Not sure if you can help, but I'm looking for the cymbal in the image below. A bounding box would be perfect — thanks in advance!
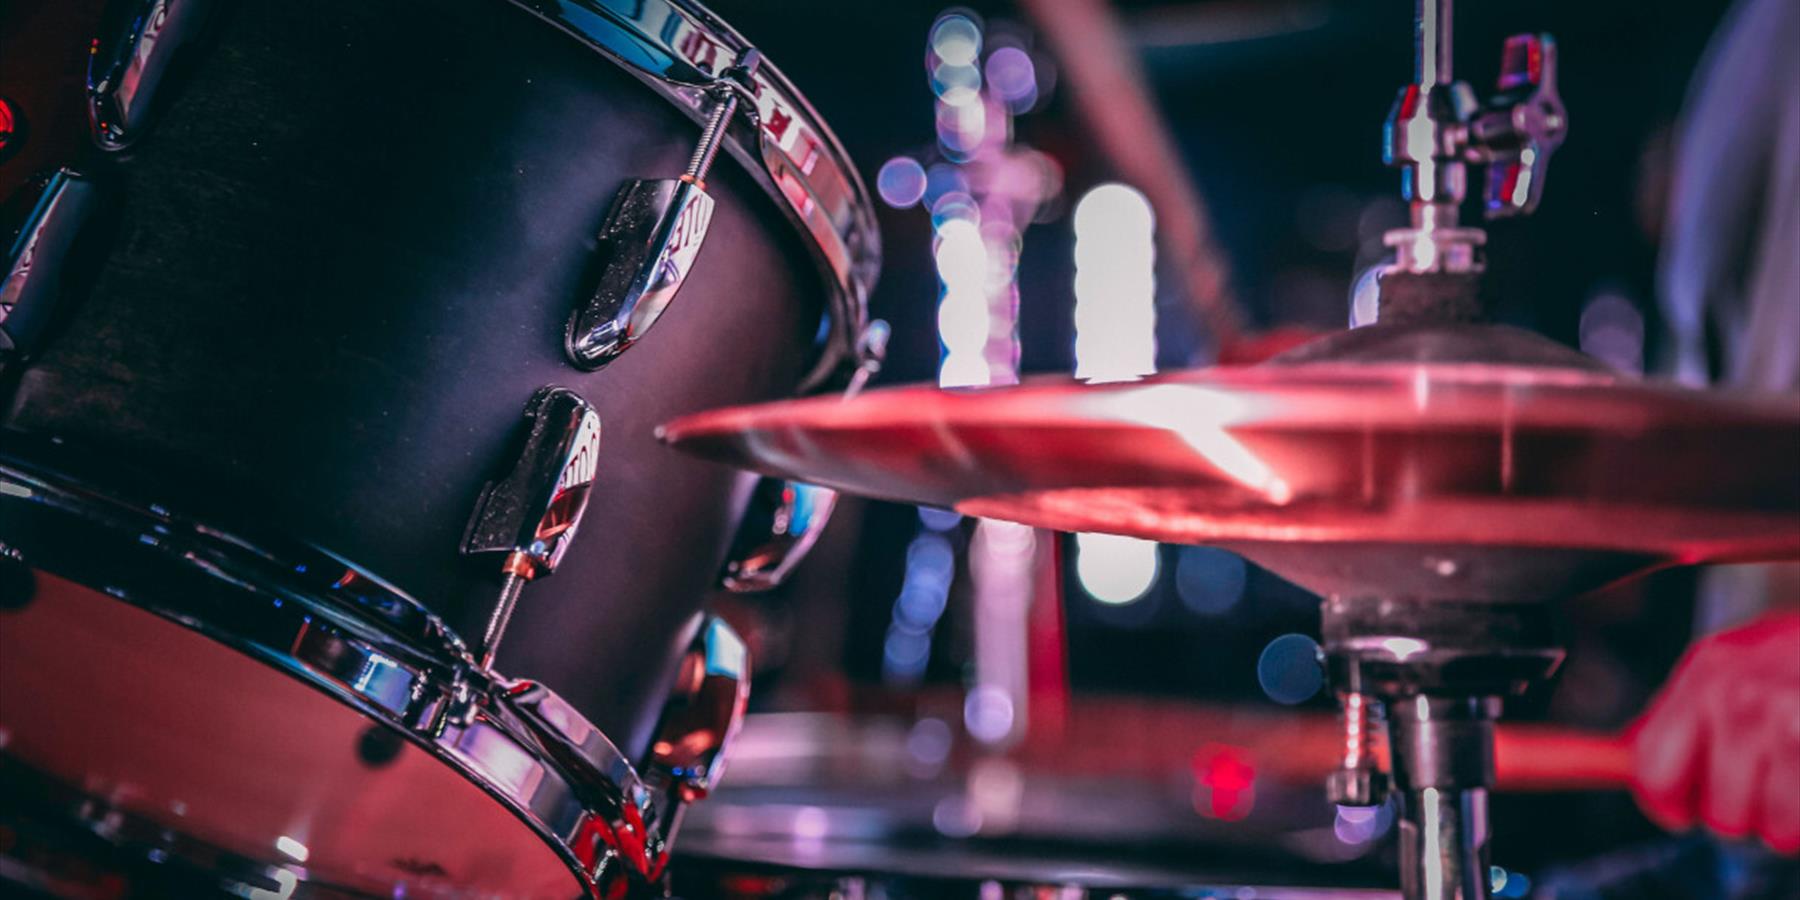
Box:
[661,360,1800,597]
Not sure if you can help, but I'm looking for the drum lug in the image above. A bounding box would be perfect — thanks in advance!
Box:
[564,177,715,369]
[88,0,211,150]
[461,387,603,670]
[3,169,100,368]
[564,49,762,371]
[642,615,750,847]
[718,320,887,593]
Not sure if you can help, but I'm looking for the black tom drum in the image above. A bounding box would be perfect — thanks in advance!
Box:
[0,0,877,757]
[0,0,877,894]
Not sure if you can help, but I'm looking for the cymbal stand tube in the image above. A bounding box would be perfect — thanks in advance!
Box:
[1416,0,1453,87]
[1390,695,1498,900]
[1320,597,1564,900]
[1384,0,1482,276]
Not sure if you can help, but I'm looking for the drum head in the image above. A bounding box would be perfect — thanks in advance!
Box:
[0,572,584,898]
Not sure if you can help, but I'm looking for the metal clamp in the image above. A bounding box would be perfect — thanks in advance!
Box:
[1380,0,1566,277]
[3,170,100,367]
[461,387,603,670]
[1321,595,1566,900]
[1468,34,1565,218]
[640,614,750,855]
[564,49,763,371]
[88,0,211,150]
[718,320,888,593]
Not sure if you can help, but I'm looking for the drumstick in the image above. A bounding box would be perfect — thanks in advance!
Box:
[1494,724,1635,792]
[1014,694,1638,793]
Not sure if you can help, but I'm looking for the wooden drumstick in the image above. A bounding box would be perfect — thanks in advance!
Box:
[1494,724,1635,792]
[1016,694,1639,793]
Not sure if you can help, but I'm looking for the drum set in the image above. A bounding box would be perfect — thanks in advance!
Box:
[0,0,1794,898]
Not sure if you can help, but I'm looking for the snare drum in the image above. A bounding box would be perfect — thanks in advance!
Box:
[0,0,877,894]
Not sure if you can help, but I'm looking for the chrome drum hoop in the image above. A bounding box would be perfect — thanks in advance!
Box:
[510,0,881,390]
[0,453,675,895]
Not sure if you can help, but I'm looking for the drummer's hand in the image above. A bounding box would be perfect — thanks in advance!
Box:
[1628,611,1800,854]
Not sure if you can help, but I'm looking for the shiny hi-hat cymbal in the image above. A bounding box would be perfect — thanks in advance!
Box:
[660,329,1800,600]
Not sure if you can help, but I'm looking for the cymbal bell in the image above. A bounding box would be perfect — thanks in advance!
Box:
[661,333,1800,600]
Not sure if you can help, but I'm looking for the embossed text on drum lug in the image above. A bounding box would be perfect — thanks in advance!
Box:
[564,49,762,370]
[461,387,603,671]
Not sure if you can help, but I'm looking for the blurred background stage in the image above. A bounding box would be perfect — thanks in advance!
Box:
[659,0,1759,892]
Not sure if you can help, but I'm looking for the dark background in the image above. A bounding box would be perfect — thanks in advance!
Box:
[713,0,1733,379]
[704,0,1729,717]
[700,0,1744,876]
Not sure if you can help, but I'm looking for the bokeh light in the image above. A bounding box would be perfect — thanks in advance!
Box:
[1074,532,1159,605]
[935,98,989,157]
[924,163,968,206]
[963,683,1016,743]
[984,46,1037,107]
[1579,289,1646,374]
[928,13,982,67]
[1174,545,1247,615]
[1074,182,1155,235]
[1073,183,1157,382]
[1257,633,1324,705]
[930,60,983,107]
[1350,263,1383,327]
[938,351,992,388]
[934,219,988,290]
[930,191,981,229]
[876,156,928,208]
[883,528,958,682]
[1192,743,1257,821]
[1491,866,1532,898]
[905,717,953,778]
[1334,799,1396,844]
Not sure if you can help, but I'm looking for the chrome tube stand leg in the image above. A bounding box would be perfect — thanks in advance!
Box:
[1320,596,1564,900]
[1390,695,1499,900]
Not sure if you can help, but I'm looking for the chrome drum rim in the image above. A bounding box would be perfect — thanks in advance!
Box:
[508,0,881,391]
[0,451,673,897]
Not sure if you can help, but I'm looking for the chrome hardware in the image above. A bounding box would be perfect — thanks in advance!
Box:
[461,387,602,670]
[682,50,761,189]
[1322,596,1565,900]
[510,0,879,390]
[565,49,762,370]
[1468,35,1565,219]
[1325,691,1388,808]
[719,320,888,593]
[1381,0,1565,277]
[641,615,750,850]
[719,480,838,593]
[1389,695,1501,900]
[3,170,99,365]
[88,0,210,150]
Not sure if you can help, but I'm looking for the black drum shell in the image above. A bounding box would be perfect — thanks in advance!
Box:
[0,0,827,760]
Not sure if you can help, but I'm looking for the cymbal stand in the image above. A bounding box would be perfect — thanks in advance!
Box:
[1322,2,1573,897]
[1322,597,1566,900]
[1379,0,1564,295]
